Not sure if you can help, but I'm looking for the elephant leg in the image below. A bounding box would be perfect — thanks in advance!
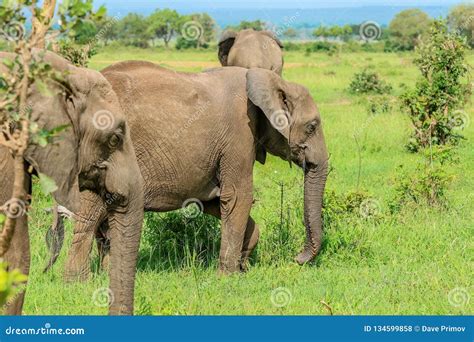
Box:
[64,191,107,282]
[240,217,259,271]
[95,221,110,272]
[218,178,253,273]
[203,199,259,271]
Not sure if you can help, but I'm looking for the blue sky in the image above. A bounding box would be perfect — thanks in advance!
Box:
[97,0,465,9]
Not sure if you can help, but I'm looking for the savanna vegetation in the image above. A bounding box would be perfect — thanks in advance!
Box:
[1,1,473,315]
[18,46,473,315]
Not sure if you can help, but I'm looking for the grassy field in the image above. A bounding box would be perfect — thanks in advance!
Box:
[22,47,473,315]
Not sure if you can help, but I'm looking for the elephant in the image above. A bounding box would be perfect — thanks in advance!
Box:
[0,50,144,315]
[50,61,328,280]
[218,29,284,75]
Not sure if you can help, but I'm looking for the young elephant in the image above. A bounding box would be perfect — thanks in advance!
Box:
[218,29,284,75]
[0,51,144,315]
[57,62,328,279]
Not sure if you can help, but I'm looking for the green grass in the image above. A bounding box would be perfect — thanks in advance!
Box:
[22,48,473,315]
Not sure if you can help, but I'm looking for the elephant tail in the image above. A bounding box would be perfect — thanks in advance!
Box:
[43,205,73,273]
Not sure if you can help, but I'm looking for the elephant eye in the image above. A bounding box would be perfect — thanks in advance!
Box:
[306,121,317,135]
[108,133,122,148]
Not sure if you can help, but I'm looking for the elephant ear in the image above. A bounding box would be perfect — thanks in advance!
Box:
[23,51,84,212]
[246,68,292,141]
[261,30,284,49]
[218,30,237,66]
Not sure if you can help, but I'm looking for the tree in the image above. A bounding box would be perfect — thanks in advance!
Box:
[227,20,266,31]
[283,28,298,40]
[448,3,474,48]
[116,13,151,47]
[313,26,330,39]
[73,19,97,44]
[179,13,216,48]
[147,8,180,48]
[31,0,56,48]
[400,20,471,151]
[313,24,353,41]
[388,9,431,50]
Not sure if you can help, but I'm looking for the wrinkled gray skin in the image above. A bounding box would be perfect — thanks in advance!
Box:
[53,61,328,279]
[218,29,284,75]
[0,51,144,315]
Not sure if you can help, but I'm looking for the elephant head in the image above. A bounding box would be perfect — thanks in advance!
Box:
[246,68,329,265]
[218,29,284,75]
[0,50,144,315]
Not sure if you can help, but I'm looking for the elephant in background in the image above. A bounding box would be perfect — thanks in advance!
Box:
[53,61,328,280]
[0,51,144,315]
[218,29,284,75]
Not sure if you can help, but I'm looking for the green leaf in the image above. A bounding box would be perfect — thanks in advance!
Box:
[94,5,107,20]
[35,135,48,147]
[0,214,6,225]
[38,173,58,194]
[35,80,53,97]
[49,124,71,136]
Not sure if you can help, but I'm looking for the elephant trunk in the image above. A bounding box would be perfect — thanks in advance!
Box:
[105,142,144,315]
[295,161,328,265]
[107,190,143,315]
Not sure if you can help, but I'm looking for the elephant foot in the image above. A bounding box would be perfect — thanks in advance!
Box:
[239,262,249,273]
[218,262,241,275]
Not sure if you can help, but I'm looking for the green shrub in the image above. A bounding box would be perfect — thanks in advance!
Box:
[175,37,209,50]
[55,40,96,67]
[401,20,471,152]
[282,41,305,51]
[305,41,336,52]
[349,69,392,95]
[367,95,393,115]
[389,146,457,212]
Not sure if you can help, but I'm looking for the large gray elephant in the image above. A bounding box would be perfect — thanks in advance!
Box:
[56,61,328,280]
[0,51,144,315]
[218,29,284,75]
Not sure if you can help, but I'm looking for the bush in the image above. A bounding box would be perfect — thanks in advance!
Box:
[349,69,392,95]
[55,40,96,67]
[282,41,305,51]
[366,95,393,115]
[401,20,471,152]
[305,41,337,53]
[175,37,209,50]
[389,146,457,212]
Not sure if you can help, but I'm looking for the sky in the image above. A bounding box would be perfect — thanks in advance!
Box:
[97,0,466,9]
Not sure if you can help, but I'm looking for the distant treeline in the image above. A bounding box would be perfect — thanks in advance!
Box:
[15,4,474,52]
